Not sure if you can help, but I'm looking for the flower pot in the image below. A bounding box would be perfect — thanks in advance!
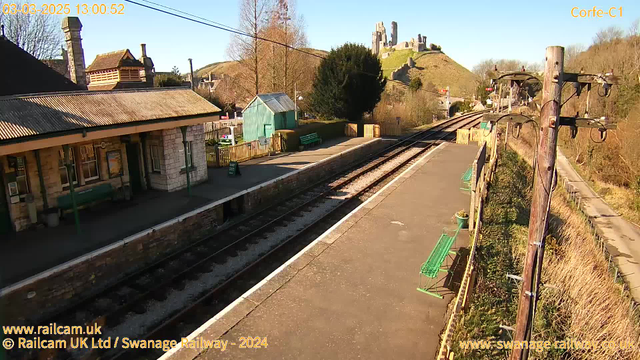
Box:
[455,213,469,228]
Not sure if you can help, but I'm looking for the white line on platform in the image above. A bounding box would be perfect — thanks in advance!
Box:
[0,139,381,297]
[159,141,447,360]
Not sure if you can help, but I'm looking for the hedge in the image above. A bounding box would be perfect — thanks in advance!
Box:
[276,121,347,151]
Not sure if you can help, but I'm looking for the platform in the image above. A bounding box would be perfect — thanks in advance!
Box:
[0,137,376,288]
[164,142,479,360]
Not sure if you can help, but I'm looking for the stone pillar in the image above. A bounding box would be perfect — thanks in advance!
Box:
[61,17,86,88]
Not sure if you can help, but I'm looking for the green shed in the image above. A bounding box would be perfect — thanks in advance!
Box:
[242,92,297,142]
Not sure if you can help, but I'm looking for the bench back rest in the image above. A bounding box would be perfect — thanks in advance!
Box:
[57,183,114,209]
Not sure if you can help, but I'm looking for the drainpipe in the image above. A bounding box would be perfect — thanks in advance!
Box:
[63,145,81,234]
[180,126,191,196]
[140,133,152,190]
[34,149,48,210]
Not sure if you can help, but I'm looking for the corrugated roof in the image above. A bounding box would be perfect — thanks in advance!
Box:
[244,93,296,114]
[0,88,221,142]
[86,49,144,72]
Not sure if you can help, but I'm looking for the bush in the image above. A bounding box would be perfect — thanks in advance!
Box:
[276,121,347,151]
[409,77,423,92]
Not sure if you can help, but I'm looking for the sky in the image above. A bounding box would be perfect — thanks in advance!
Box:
[46,0,640,74]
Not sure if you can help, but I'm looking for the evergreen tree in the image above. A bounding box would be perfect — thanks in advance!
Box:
[309,43,386,121]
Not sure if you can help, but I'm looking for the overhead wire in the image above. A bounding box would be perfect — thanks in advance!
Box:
[125,0,326,60]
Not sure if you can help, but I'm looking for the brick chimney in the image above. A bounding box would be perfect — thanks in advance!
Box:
[61,17,86,88]
[139,43,155,87]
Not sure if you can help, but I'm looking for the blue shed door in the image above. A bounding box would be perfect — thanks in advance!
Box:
[264,124,274,138]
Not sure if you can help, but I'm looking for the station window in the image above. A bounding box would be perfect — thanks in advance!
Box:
[80,144,99,181]
[179,141,193,169]
[150,145,162,172]
[58,147,78,187]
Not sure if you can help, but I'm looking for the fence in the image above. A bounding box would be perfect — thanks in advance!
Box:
[437,126,498,360]
[207,134,283,168]
[204,121,244,142]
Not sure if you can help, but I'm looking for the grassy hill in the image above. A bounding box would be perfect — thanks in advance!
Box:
[380,49,477,99]
[195,48,329,79]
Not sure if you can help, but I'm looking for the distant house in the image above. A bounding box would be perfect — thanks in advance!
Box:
[0,17,220,235]
[85,46,155,91]
[242,93,297,142]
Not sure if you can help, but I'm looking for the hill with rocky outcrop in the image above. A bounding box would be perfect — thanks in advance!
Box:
[380,49,477,99]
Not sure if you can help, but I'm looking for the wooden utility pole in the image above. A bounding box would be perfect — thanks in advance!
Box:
[510,46,564,360]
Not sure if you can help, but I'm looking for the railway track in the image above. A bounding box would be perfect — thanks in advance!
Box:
[11,111,484,360]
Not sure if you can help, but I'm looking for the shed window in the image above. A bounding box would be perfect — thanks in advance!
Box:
[150,145,162,172]
[80,144,99,181]
[59,148,78,187]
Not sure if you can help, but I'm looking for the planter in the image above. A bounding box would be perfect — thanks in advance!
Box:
[455,213,469,228]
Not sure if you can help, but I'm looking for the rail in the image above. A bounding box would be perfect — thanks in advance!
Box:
[15,112,485,360]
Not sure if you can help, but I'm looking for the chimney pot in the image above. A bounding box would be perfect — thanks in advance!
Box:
[141,43,147,57]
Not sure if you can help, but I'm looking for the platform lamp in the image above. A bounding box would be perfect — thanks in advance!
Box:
[294,82,303,126]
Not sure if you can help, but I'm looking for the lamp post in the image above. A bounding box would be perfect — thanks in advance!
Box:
[294,82,303,126]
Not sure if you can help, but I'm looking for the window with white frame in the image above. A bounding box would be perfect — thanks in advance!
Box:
[150,145,162,172]
[80,144,99,181]
[178,141,193,169]
[58,147,78,187]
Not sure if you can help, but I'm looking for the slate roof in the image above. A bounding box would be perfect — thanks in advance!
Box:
[0,88,221,143]
[243,92,297,114]
[0,36,81,96]
[86,49,144,72]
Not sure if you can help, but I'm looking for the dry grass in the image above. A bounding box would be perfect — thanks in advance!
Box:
[509,127,640,359]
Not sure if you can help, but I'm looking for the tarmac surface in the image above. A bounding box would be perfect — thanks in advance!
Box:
[0,137,375,288]
[164,142,479,360]
[556,149,640,301]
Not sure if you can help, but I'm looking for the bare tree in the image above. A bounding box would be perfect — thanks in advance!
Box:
[564,44,585,69]
[593,26,624,45]
[629,18,640,37]
[227,0,273,98]
[261,0,308,97]
[472,59,496,82]
[0,1,63,59]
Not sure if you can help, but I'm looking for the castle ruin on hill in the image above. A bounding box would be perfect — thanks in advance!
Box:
[371,21,426,56]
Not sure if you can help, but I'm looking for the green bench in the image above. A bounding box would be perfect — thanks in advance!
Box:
[300,133,322,148]
[57,183,114,211]
[460,166,473,192]
[417,224,462,298]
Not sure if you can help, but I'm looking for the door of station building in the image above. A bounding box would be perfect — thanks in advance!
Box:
[0,174,12,235]
[126,143,143,194]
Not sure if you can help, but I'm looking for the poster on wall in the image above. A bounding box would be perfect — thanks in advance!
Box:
[106,150,123,178]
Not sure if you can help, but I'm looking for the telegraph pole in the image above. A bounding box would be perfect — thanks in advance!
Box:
[510,46,564,360]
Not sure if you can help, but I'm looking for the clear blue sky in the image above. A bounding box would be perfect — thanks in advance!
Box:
[54,0,639,73]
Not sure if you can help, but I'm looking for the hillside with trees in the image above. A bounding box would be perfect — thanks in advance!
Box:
[557,25,640,223]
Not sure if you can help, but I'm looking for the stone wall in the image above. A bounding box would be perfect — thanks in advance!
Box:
[145,125,207,192]
[1,137,129,231]
[0,138,389,324]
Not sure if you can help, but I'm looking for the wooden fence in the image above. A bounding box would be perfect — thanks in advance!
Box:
[204,121,244,142]
[207,134,283,168]
[437,126,498,360]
